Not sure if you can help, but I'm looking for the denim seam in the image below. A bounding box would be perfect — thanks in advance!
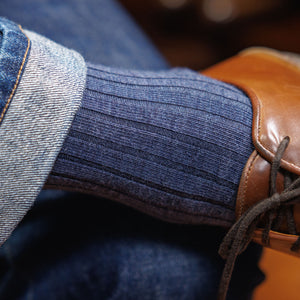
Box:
[0,25,30,124]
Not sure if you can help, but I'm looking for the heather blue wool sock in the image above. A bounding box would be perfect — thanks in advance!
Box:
[47,64,254,227]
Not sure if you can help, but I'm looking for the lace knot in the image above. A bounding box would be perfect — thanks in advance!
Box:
[218,136,300,300]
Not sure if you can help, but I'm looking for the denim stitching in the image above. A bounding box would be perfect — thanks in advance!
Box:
[0,25,30,125]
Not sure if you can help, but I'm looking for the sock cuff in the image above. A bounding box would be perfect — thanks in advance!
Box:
[0,27,86,245]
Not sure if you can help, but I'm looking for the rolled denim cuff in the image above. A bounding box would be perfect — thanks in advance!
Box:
[0,18,86,245]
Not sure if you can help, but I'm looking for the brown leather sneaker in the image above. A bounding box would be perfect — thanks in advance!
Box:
[202,47,300,300]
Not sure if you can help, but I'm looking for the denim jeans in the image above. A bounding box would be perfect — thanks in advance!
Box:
[0,1,264,299]
[0,18,29,121]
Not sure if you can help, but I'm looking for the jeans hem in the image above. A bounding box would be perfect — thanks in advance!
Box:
[0,27,86,245]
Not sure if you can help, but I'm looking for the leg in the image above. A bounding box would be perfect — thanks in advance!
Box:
[0,2,263,298]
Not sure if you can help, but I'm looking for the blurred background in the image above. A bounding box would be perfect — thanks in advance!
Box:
[120,0,300,69]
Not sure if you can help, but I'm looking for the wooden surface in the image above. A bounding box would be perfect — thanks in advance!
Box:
[253,248,300,300]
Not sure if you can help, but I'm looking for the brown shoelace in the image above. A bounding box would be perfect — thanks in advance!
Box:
[217,136,300,300]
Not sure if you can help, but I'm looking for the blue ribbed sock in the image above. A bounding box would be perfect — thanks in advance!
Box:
[47,64,254,227]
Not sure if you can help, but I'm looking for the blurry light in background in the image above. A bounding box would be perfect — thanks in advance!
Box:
[201,0,283,23]
[202,0,235,22]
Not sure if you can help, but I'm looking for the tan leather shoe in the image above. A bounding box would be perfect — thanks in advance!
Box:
[202,47,300,300]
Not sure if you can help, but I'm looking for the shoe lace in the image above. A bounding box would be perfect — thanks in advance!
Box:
[217,136,300,300]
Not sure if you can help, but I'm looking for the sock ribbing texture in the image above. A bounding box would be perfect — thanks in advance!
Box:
[47,63,254,227]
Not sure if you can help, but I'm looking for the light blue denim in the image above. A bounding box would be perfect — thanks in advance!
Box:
[0,1,264,299]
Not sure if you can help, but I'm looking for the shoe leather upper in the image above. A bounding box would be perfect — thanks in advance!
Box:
[202,48,300,256]
[203,48,300,175]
